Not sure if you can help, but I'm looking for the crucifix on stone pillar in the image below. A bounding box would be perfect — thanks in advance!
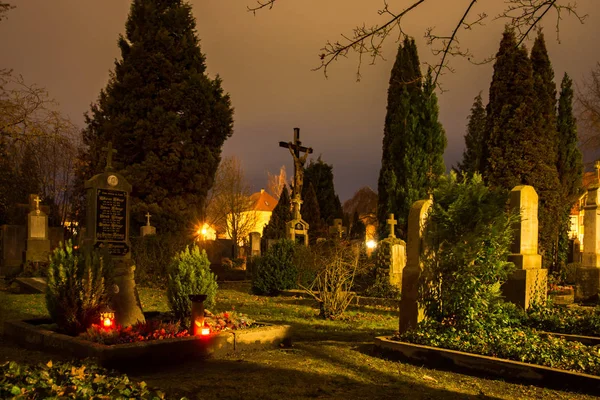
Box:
[33,195,41,215]
[279,128,313,219]
[102,141,118,172]
[387,214,397,239]
[145,212,152,227]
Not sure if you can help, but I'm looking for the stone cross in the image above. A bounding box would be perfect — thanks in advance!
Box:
[595,160,600,183]
[33,196,41,214]
[102,141,118,172]
[386,214,397,238]
[279,128,313,205]
[145,212,151,226]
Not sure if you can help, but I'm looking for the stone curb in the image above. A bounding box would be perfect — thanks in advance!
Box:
[279,290,399,308]
[4,318,291,369]
[374,336,600,394]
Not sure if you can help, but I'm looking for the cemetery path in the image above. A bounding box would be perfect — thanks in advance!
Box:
[127,339,598,400]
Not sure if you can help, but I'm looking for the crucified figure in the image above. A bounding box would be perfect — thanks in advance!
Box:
[279,128,313,201]
[289,144,311,200]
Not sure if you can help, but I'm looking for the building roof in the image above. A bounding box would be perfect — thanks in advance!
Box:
[249,189,278,212]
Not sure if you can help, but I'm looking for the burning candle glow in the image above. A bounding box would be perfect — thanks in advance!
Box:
[99,306,115,330]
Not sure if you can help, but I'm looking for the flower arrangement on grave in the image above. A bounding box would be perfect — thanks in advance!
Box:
[203,310,254,333]
[547,283,574,295]
[80,320,189,345]
[79,309,254,344]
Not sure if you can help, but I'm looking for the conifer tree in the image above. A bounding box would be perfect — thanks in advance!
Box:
[530,32,562,269]
[304,157,342,225]
[301,182,322,241]
[262,186,291,240]
[485,28,561,268]
[457,93,486,176]
[556,73,583,266]
[80,0,233,234]
[349,211,366,240]
[377,38,446,240]
[421,69,447,186]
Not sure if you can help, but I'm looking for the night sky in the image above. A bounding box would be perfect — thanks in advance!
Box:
[1,0,598,201]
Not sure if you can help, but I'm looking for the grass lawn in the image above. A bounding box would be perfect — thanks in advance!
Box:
[0,281,597,399]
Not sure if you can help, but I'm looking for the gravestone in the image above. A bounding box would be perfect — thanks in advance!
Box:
[25,195,51,263]
[140,212,156,237]
[576,185,600,302]
[328,219,346,238]
[570,237,582,263]
[83,142,144,327]
[399,200,431,334]
[501,185,547,308]
[0,225,26,275]
[376,214,406,288]
[249,231,261,257]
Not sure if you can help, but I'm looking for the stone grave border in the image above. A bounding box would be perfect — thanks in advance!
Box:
[374,336,600,394]
[4,316,291,369]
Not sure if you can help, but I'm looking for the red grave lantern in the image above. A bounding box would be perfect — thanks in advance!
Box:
[100,306,115,329]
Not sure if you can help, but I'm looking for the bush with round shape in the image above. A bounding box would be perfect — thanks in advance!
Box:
[251,239,297,295]
[167,244,218,321]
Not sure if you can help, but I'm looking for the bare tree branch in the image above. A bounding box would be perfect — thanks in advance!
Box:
[248,0,588,89]
[247,0,276,15]
[0,2,15,22]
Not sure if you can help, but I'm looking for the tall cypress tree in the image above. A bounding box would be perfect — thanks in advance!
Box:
[304,157,342,226]
[484,29,535,184]
[556,73,583,266]
[80,0,233,234]
[485,29,561,268]
[457,93,486,176]
[262,186,291,240]
[349,210,366,240]
[377,38,445,240]
[420,69,447,186]
[530,32,561,269]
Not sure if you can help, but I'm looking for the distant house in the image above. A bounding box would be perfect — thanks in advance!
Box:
[247,189,278,236]
[225,189,278,242]
[569,171,597,250]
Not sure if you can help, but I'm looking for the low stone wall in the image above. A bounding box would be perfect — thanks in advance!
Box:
[374,337,600,394]
[4,318,291,369]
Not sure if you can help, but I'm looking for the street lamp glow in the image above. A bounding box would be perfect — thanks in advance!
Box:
[366,240,377,249]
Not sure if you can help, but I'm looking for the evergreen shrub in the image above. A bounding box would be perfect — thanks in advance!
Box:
[167,244,217,321]
[251,239,297,295]
[363,272,401,300]
[420,172,516,329]
[131,233,191,287]
[45,240,112,336]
